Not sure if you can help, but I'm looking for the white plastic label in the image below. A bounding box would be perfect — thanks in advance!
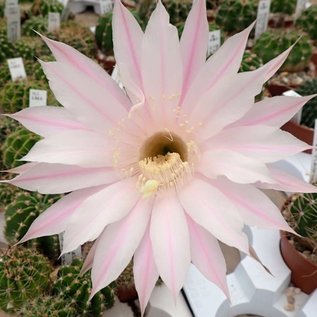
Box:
[5,0,18,15]
[7,57,26,81]
[310,119,317,183]
[295,0,307,19]
[58,233,82,265]
[207,30,221,56]
[29,89,47,107]
[255,0,271,39]
[6,4,20,42]
[100,0,113,14]
[283,90,302,124]
[48,12,61,32]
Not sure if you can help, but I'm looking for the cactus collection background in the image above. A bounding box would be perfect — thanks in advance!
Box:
[0,0,317,316]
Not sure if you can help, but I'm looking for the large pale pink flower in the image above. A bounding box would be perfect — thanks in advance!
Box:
[5,0,317,313]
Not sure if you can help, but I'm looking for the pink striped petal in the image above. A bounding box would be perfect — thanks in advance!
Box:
[180,0,208,95]
[62,178,140,254]
[258,166,317,193]
[41,61,129,131]
[8,106,88,137]
[213,177,292,231]
[187,215,229,297]
[134,227,159,316]
[19,186,104,243]
[90,197,153,298]
[8,163,119,194]
[198,150,274,184]
[39,35,130,110]
[232,95,316,128]
[22,130,114,168]
[141,1,183,125]
[181,22,254,111]
[178,177,249,254]
[203,125,311,162]
[113,1,143,97]
[150,192,190,298]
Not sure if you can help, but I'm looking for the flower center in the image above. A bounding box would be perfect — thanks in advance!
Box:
[138,132,191,197]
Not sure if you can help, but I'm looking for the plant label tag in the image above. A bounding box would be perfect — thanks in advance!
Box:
[100,0,113,14]
[58,233,83,265]
[48,12,61,32]
[29,89,47,107]
[295,0,308,19]
[255,0,271,39]
[207,30,221,56]
[310,119,317,183]
[4,0,18,16]
[7,57,26,81]
[6,4,20,42]
[283,90,302,124]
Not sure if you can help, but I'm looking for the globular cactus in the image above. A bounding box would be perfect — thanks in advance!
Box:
[0,31,15,62]
[95,12,113,55]
[239,50,263,72]
[53,258,115,316]
[19,295,77,317]
[0,183,21,209]
[296,5,317,41]
[286,192,317,252]
[0,116,19,143]
[0,79,56,113]
[31,0,64,16]
[253,29,313,73]
[1,127,41,169]
[270,0,296,15]
[215,0,257,34]
[0,246,53,313]
[22,16,48,36]
[296,79,317,129]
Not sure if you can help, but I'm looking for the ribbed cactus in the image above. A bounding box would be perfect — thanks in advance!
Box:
[296,79,317,129]
[1,127,41,169]
[0,79,56,113]
[215,0,257,34]
[0,183,21,209]
[53,258,115,316]
[296,5,317,41]
[287,192,317,252]
[30,0,64,16]
[22,16,48,36]
[0,246,53,313]
[95,12,113,55]
[253,29,313,72]
[19,295,77,317]
[239,50,263,72]
[270,0,296,15]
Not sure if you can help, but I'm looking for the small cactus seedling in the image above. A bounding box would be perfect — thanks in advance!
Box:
[18,295,77,317]
[0,246,53,313]
[270,0,296,15]
[30,0,64,16]
[53,258,115,316]
[95,12,113,55]
[215,0,257,34]
[1,127,41,169]
[296,79,317,129]
[296,5,317,41]
[253,29,313,72]
[239,50,263,72]
[22,16,48,36]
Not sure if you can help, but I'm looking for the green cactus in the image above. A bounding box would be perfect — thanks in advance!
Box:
[296,79,317,129]
[286,192,317,252]
[0,183,21,209]
[0,79,56,113]
[239,50,263,72]
[95,12,113,55]
[0,32,15,62]
[270,0,296,15]
[296,5,317,41]
[161,0,192,25]
[19,295,77,317]
[0,246,53,313]
[1,127,41,169]
[53,258,115,316]
[253,29,313,72]
[215,0,257,34]
[23,16,48,36]
[30,0,64,16]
